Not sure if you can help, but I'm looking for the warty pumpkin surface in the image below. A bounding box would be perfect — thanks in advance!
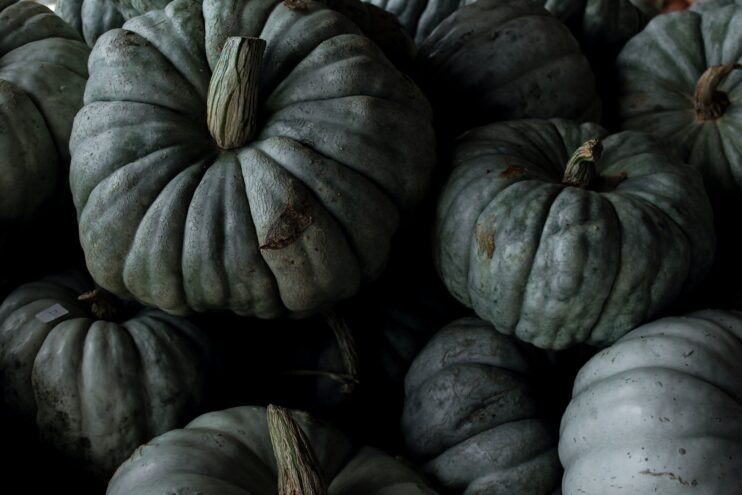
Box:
[559,310,742,494]
[0,271,213,478]
[69,0,435,317]
[434,118,715,349]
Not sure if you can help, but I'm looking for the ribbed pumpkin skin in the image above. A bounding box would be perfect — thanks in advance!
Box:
[402,317,562,494]
[69,0,434,317]
[57,0,124,46]
[416,0,599,134]
[0,272,212,478]
[434,119,714,350]
[107,405,437,494]
[0,0,88,231]
[559,310,742,494]
[617,7,742,201]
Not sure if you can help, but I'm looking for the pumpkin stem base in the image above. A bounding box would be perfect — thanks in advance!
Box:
[562,139,603,189]
[695,63,741,121]
[78,289,118,321]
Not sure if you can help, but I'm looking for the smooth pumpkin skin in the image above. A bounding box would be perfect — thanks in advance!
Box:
[70,0,434,317]
[434,119,714,350]
[0,271,213,478]
[617,6,742,201]
[0,0,89,231]
[107,405,437,494]
[559,310,742,494]
[402,317,562,494]
[416,0,600,134]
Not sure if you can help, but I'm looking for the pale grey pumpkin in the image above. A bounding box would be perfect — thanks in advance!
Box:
[559,310,742,494]
[69,0,435,317]
[415,0,600,134]
[434,118,714,349]
[402,316,562,494]
[617,6,742,203]
[107,404,437,494]
[0,0,89,236]
[0,271,213,478]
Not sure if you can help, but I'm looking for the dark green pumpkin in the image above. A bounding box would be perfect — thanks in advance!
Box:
[415,0,600,135]
[402,316,562,494]
[434,118,714,349]
[0,271,213,479]
[0,0,89,244]
[70,0,435,317]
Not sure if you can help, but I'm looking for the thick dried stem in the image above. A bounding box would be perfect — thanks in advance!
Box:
[562,139,603,189]
[267,405,328,495]
[695,63,741,121]
[78,289,118,320]
[324,310,360,393]
[207,36,266,149]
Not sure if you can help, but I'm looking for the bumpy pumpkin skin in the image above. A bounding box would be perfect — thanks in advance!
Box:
[0,0,89,233]
[559,310,742,494]
[108,405,437,494]
[0,272,213,479]
[434,119,715,350]
[402,317,562,494]
[70,0,435,317]
[416,0,600,134]
[617,7,742,201]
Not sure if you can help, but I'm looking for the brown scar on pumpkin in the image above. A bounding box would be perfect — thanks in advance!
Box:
[475,223,496,259]
[260,198,314,251]
[284,0,310,11]
[500,164,528,179]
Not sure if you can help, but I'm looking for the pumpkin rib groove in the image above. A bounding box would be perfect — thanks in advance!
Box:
[122,318,156,437]
[513,185,567,341]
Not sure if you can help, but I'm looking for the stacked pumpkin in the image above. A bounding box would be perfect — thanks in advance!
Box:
[1,0,741,493]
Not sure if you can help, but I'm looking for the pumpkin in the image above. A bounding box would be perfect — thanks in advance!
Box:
[617,6,742,204]
[415,0,600,135]
[69,0,434,317]
[434,118,715,350]
[688,0,738,11]
[108,404,437,494]
[402,316,562,494]
[559,310,742,494]
[0,271,213,478]
[0,0,89,241]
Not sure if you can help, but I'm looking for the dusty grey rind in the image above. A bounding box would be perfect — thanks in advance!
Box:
[434,118,715,350]
[559,310,742,494]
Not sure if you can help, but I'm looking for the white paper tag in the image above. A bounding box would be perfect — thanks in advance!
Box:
[35,303,69,323]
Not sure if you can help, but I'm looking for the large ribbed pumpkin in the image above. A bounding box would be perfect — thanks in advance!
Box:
[434,118,715,350]
[0,271,213,478]
[559,310,742,494]
[69,0,435,317]
[402,317,562,494]
[107,405,437,494]
[0,0,89,244]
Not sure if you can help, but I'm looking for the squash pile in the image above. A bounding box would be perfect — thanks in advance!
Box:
[0,0,740,494]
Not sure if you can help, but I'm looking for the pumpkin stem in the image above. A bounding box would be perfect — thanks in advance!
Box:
[267,405,328,495]
[78,289,118,320]
[695,63,741,121]
[562,139,603,189]
[207,36,266,149]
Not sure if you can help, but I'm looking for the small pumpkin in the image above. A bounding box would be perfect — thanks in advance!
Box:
[0,271,213,478]
[0,0,89,241]
[415,0,600,135]
[108,404,437,494]
[70,0,435,317]
[434,118,714,349]
[402,316,562,494]
[559,310,742,494]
